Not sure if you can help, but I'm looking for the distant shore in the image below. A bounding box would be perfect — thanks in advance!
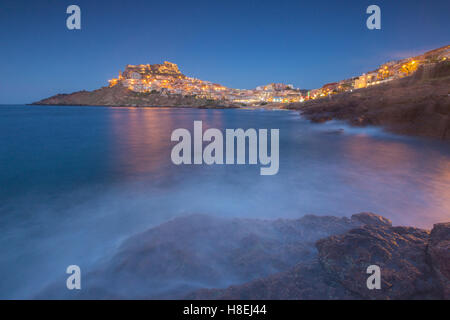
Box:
[31,85,241,109]
[31,61,450,141]
[29,103,240,109]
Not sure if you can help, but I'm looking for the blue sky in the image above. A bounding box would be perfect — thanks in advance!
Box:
[0,0,449,103]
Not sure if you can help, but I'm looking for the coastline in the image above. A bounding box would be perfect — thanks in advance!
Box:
[37,212,450,300]
[28,103,240,109]
[3,97,449,300]
[30,84,241,109]
[29,61,450,141]
[2,0,449,304]
[281,61,450,141]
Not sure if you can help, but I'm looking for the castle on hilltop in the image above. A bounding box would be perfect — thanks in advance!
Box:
[108,61,304,104]
[122,61,184,78]
[108,61,229,99]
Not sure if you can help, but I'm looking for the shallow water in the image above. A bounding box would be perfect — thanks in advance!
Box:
[0,105,449,298]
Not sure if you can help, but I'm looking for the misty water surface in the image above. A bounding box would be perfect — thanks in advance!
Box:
[0,105,449,298]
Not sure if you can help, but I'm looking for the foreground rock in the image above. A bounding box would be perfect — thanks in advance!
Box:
[316,225,437,299]
[37,213,449,299]
[37,213,365,299]
[283,61,450,140]
[428,222,450,298]
[189,217,449,300]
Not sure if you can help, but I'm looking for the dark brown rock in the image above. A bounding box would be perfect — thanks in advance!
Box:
[189,217,447,300]
[37,213,449,300]
[350,212,392,227]
[316,225,439,299]
[186,260,355,300]
[428,222,450,298]
[36,213,362,299]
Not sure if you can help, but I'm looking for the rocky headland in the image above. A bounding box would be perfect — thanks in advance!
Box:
[37,212,449,300]
[31,84,238,108]
[282,61,450,141]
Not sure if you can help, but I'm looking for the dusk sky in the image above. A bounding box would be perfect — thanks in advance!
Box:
[1,0,449,104]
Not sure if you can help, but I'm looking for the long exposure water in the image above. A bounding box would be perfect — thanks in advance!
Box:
[1,105,449,298]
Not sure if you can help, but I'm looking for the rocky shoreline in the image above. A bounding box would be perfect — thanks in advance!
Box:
[31,61,449,141]
[31,84,239,109]
[190,216,449,300]
[37,212,449,300]
[282,61,450,141]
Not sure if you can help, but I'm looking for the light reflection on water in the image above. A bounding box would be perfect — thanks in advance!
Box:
[0,105,449,298]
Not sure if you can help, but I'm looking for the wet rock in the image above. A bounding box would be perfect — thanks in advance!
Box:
[37,213,362,299]
[284,60,450,140]
[316,225,439,299]
[350,212,392,227]
[189,216,447,300]
[428,222,450,298]
[186,260,355,300]
[37,213,449,299]
[323,128,344,135]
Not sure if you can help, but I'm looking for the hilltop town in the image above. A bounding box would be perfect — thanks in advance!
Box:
[32,45,450,140]
[104,45,449,105]
[32,44,450,141]
[107,61,306,104]
[307,45,449,99]
[284,47,450,140]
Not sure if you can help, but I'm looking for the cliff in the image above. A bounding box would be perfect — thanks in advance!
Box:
[283,61,450,140]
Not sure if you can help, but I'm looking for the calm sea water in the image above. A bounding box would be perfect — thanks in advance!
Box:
[1,105,449,298]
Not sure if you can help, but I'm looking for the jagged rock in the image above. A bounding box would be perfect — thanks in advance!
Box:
[316,225,439,299]
[350,212,392,227]
[186,260,355,300]
[37,214,362,299]
[284,60,450,140]
[189,216,447,300]
[36,213,448,299]
[428,222,450,298]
